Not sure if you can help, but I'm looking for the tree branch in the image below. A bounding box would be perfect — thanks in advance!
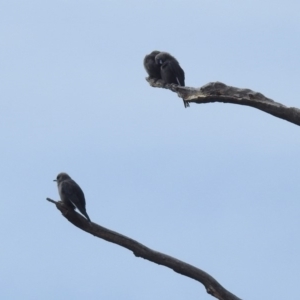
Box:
[146,78,300,126]
[46,198,242,300]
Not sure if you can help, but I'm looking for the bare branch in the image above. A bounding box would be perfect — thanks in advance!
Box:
[46,198,242,300]
[146,78,300,126]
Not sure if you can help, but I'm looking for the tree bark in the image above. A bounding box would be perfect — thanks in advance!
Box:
[146,78,300,126]
[46,198,242,300]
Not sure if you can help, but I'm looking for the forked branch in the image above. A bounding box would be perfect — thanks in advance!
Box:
[46,198,242,300]
[146,78,300,126]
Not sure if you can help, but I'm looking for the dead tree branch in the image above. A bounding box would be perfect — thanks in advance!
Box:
[146,78,300,126]
[46,198,242,300]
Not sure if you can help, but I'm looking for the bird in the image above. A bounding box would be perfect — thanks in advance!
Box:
[155,52,189,108]
[143,50,162,79]
[54,172,91,222]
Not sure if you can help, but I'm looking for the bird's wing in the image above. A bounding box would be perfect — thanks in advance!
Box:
[169,61,185,86]
[61,180,86,208]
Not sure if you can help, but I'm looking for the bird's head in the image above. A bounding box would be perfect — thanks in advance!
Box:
[144,50,161,64]
[149,50,161,57]
[155,53,164,65]
[155,52,171,65]
[54,172,71,184]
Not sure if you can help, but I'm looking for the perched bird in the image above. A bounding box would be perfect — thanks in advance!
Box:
[155,52,189,108]
[143,50,162,79]
[54,172,91,222]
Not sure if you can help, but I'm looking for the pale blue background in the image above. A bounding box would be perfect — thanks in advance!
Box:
[1,1,300,299]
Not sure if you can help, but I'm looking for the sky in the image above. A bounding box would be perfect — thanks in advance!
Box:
[1,1,300,299]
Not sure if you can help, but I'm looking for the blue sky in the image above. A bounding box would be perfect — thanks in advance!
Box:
[1,1,300,299]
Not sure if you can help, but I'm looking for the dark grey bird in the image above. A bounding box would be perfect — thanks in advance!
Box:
[54,172,91,222]
[155,52,189,108]
[143,50,162,79]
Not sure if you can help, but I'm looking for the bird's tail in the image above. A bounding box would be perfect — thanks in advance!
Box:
[78,207,91,222]
[183,99,190,108]
[83,212,91,222]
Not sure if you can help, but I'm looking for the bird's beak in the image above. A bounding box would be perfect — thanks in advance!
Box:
[53,179,57,182]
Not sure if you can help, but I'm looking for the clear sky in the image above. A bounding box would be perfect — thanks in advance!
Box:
[1,1,300,299]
